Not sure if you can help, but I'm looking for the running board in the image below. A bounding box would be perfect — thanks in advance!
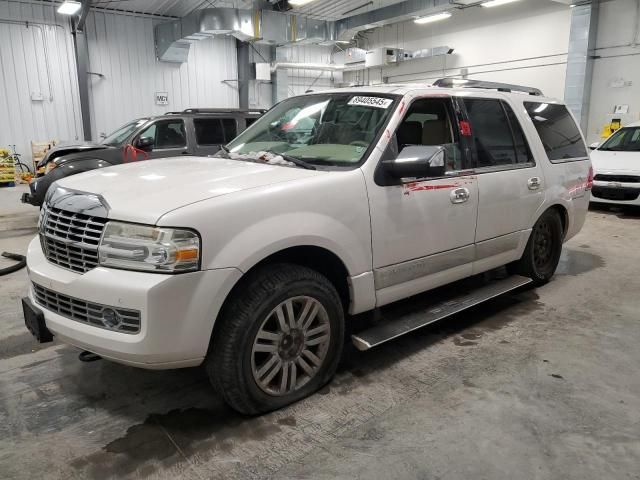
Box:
[351,275,532,351]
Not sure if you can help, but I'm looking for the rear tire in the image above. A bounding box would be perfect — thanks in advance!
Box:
[509,209,563,286]
[206,263,344,415]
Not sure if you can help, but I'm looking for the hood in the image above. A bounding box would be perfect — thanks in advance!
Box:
[54,156,322,224]
[591,150,640,174]
[39,142,111,168]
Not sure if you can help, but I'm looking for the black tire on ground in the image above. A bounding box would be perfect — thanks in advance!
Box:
[509,209,564,286]
[206,263,345,415]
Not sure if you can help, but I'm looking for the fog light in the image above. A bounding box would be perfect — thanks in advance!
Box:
[101,308,121,329]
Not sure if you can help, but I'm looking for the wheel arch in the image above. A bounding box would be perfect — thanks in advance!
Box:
[207,245,352,354]
[547,203,569,238]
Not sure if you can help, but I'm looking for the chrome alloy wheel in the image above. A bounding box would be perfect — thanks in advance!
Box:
[251,296,331,396]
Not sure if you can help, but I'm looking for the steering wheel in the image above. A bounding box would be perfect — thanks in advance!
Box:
[350,141,369,147]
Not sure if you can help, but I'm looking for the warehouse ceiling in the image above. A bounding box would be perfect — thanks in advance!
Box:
[89,0,412,20]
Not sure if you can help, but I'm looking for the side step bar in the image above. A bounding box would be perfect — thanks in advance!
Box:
[351,275,532,351]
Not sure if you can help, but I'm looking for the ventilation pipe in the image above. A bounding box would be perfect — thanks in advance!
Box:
[155,1,454,63]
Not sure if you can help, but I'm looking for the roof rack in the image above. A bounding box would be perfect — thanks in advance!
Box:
[433,78,543,96]
[181,108,266,114]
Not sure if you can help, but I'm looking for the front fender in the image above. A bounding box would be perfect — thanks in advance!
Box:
[211,211,368,276]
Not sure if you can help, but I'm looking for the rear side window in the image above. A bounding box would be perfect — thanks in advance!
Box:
[464,99,520,168]
[503,103,533,164]
[194,118,238,145]
[524,103,588,162]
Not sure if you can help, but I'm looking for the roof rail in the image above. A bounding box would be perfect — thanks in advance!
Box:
[181,108,267,114]
[433,78,543,96]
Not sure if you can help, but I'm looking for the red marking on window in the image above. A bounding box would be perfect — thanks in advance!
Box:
[460,120,472,137]
[385,129,391,139]
[399,101,406,114]
[281,122,295,131]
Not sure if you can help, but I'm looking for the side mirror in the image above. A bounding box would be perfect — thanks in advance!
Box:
[135,136,155,151]
[382,145,446,179]
[589,142,600,150]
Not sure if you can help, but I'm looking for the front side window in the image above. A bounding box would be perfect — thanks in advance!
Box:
[464,99,520,168]
[524,102,588,161]
[599,127,640,152]
[395,98,462,172]
[102,119,149,146]
[138,120,186,149]
[225,93,397,166]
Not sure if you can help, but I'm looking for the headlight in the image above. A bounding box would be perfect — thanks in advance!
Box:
[45,162,57,174]
[98,222,200,273]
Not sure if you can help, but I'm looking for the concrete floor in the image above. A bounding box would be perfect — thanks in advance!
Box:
[0,203,639,480]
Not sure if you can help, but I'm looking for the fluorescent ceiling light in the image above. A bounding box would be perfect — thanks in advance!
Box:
[289,0,318,6]
[57,0,82,15]
[481,0,521,7]
[414,12,452,24]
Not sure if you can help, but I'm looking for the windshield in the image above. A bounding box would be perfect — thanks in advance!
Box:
[599,127,640,152]
[102,119,149,146]
[225,93,398,166]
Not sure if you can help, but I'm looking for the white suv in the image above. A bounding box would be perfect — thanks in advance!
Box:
[23,80,592,414]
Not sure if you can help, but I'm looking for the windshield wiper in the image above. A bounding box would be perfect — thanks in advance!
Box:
[264,150,316,170]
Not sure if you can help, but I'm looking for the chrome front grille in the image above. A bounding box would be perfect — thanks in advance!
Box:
[40,205,108,273]
[32,283,141,334]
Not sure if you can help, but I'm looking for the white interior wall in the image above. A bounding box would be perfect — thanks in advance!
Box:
[587,0,640,143]
[85,10,239,140]
[0,0,82,165]
[346,1,572,100]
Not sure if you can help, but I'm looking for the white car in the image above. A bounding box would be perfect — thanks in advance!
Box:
[590,121,640,206]
[22,80,592,414]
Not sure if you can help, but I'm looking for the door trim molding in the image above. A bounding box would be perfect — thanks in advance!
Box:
[374,244,475,290]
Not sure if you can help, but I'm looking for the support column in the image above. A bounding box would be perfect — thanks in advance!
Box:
[236,40,250,110]
[564,1,599,130]
[72,29,92,141]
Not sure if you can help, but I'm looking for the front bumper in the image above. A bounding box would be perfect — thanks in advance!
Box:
[590,181,640,206]
[25,237,242,369]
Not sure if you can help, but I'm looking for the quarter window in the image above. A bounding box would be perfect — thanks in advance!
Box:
[524,102,588,162]
[464,99,520,168]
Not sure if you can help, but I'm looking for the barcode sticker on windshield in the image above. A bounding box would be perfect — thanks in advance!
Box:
[348,96,394,109]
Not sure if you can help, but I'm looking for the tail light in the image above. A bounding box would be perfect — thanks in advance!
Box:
[585,165,594,191]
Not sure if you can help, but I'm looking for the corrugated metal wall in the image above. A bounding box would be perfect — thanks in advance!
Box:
[0,0,82,165]
[85,10,239,140]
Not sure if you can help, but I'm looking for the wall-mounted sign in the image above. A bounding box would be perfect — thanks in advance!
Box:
[155,92,169,105]
[613,104,629,114]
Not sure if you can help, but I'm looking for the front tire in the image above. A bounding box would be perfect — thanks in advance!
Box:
[510,209,563,286]
[207,263,344,415]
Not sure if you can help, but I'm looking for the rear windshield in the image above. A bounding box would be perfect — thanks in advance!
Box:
[524,103,588,162]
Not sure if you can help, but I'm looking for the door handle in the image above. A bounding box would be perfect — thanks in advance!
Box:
[181,151,190,155]
[527,177,541,190]
[450,187,470,204]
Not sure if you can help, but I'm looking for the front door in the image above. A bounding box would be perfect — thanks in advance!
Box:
[366,97,479,306]
[461,97,545,273]
[135,118,190,160]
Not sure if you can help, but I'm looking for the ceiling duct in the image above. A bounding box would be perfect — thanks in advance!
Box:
[156,0,456,63]
[335,0,452,41]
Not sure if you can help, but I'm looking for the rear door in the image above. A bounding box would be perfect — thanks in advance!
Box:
[193,117,239,155]
[461,97,545,273]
